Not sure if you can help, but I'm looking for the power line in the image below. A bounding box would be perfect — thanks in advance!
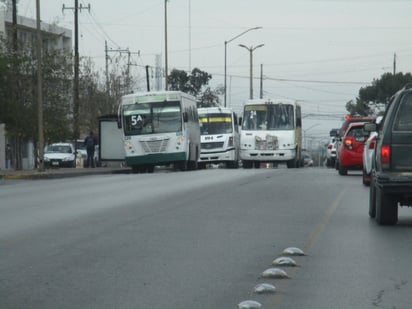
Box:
[80,0,121,49]
[210,72,370,85]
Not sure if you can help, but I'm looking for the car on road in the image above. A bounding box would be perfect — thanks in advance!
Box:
[325,137,337,167]
[367,84,412,225]
[362,116,383,186]
[44,143,76,168]
[335,115,373,171]
[336,122,369,175]
[303,152,314,167]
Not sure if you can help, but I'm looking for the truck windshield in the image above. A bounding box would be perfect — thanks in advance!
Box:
[123,101,182,135]
[199,113,233,135]
[242,104,294,131]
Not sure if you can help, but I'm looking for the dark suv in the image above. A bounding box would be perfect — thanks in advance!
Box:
[367,84,412,225]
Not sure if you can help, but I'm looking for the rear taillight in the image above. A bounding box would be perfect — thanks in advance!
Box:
[381,144,390,167]
[344,138,353,150]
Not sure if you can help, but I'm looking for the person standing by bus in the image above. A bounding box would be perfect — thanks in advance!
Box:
[5,143,12,169]
[84,131,97,168]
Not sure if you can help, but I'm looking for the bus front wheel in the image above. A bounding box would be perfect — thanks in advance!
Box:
[287,158,297,168]
[242,160,253,169]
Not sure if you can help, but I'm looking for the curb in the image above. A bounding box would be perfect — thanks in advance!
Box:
[0,168,129,180]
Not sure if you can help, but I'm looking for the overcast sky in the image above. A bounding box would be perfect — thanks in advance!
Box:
[16,0,412,142]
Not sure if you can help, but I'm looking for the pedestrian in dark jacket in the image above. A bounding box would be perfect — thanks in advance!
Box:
[5,143,12,169]
[84,131,97,168]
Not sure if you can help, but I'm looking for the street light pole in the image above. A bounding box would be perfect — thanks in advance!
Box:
[224,26,262,107]
[164,0,169,90]
[238,44,264,100]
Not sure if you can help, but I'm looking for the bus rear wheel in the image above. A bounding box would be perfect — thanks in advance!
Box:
[147,165,155,173]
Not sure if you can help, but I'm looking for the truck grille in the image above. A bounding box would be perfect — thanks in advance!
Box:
[201,142,224,150]
[140,139,169,153]
[255,135,278,150]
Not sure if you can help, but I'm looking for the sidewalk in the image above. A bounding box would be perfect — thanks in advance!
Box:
[0,165,129,180]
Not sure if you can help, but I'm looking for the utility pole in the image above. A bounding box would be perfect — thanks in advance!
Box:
[393,53,397,75]
[36,0,44,171]
[11,0,21,170]
[105,44,139,94]
[105,41,110,95]
[188,0,191,71]
[62,1,90,140]
[164,0,169,90]
[260,64,263,99]
[12,0,17,51]
[145,65,150,91]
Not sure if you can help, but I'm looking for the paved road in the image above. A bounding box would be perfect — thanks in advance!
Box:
[1,167,412,308]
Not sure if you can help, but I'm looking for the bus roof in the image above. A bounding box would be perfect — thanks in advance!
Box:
[121,91,196,105]
[243,98,299,107]
[198,106,235,114]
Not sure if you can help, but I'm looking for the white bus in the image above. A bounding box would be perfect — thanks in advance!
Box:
[240,99,303,168]
[197,107,240,168]
[117,91,200,173]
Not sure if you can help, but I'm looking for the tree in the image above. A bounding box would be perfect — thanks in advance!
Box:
[348,72,412,116]
[41,49,73,143]
[168,69,189,93]
[78,55,134,136]
[345,98,371,116]
[168,67,211,97]
[79,57,107,135]
[0,37,74,168]
[197,86,223,107]
[359,72,412,104]
[188,68,212,96]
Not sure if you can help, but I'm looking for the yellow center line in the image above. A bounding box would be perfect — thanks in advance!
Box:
[304,188,346,253]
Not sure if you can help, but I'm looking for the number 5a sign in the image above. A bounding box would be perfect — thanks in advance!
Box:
[131,115,143,125]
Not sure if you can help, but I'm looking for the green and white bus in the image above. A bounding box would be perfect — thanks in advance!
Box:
[240,99,303,168]
[117,91,200,173]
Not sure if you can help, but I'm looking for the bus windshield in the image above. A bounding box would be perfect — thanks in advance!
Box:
[242,104,294,131]
[123,101,182,135]
[199,113,233,135]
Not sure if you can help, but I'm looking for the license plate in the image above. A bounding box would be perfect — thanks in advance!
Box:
[52,161,59,166]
